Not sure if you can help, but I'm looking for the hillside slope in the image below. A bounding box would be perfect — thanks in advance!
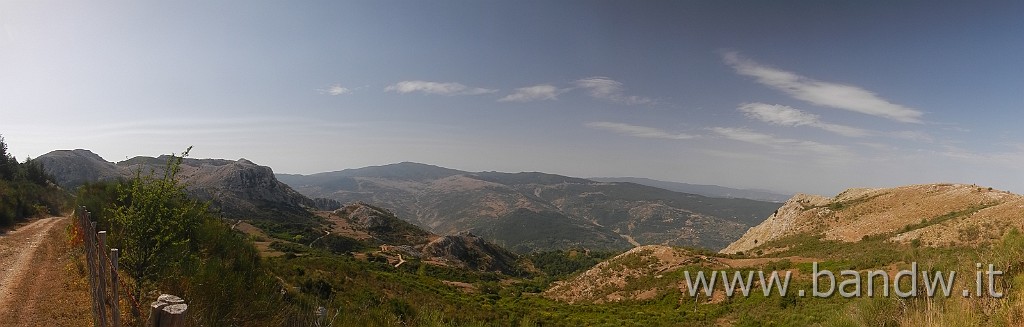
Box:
[722,183,1024,254]
[543,245,699,304]
[279,163,782,252]
[591,177,790,202]
[320,203,522,274]
[30,149,122,189]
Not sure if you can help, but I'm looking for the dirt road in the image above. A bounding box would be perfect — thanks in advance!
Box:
[0,217,93,326]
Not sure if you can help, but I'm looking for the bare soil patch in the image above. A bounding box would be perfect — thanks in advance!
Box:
[0,217,93,326]
[717,256,818,268]
[234,221,285,257]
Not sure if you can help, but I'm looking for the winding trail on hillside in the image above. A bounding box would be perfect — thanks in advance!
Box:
[619,234,641,247]
[0,217,92,326]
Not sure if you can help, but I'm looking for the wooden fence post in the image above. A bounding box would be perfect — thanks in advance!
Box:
[146,301,167,327]
[97,231,109,327]
[147,294,187,327]
[85,213,102,327]
[158,304,187,327]
[111,248,121,327]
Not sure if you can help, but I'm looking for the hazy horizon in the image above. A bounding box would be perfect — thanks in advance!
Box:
[3,1,1022,195]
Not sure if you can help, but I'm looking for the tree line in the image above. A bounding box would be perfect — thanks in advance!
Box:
[0,133,68,227]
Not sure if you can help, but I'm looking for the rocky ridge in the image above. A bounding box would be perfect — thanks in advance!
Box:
[721,183,1024,254]
[37,149,315,221]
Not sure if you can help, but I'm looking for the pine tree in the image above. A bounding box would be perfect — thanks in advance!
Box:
[0,134,11,180]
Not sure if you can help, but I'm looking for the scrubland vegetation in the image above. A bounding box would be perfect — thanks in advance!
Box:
[0,134,69,228]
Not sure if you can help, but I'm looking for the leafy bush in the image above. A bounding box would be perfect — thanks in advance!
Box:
[271,240,310,254]
[107,147,206,308]
[528,249,619,280]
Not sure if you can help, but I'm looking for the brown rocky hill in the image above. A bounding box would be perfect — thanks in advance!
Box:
[279,162,782,252]
[542,244,816,304]
[421,232,521,275]
[543,245,700,304]
[37,149,315,222]
[33,149,123,189]
[322,203,522,274]
[324,203,435,246]
[721,183,1024,254]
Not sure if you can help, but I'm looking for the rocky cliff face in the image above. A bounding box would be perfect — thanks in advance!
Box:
[37,149,314,222]
[162,157,316,221]
[721,183,1024,254]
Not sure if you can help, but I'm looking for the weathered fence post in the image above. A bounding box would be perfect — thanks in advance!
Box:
[97,231,109,327]
[146,301,166,327]
[83,211,102,327]
[111,248,121,327]
[147,294,187,327]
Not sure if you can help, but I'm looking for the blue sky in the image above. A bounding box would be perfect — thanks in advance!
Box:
[1,1,1022,195]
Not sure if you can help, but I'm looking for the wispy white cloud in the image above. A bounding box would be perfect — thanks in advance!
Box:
[934,144,1024,168]
[385,80,497,96]
[319,84,351,96]
[700,148,789,164]
[940,125,971,133]
[711,127,849,157]
[586,122,697,140]
[889,130,934,142]
[574,77,654,105]
[858,142,899,152]
[723,52,923,123]
[498,84,563,102]
[738,103,870,137]
[496,77,655,104]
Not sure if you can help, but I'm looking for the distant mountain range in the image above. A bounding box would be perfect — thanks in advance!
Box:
[278,162,783,252]
[35,150,784,253]
[589,177,790,202]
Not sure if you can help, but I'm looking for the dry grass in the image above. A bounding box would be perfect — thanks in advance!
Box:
[545,245,698,303]
[233,221,285,257]
[724,183,1024,255]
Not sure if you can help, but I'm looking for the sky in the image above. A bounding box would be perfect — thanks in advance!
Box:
[1,0,1023,195]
